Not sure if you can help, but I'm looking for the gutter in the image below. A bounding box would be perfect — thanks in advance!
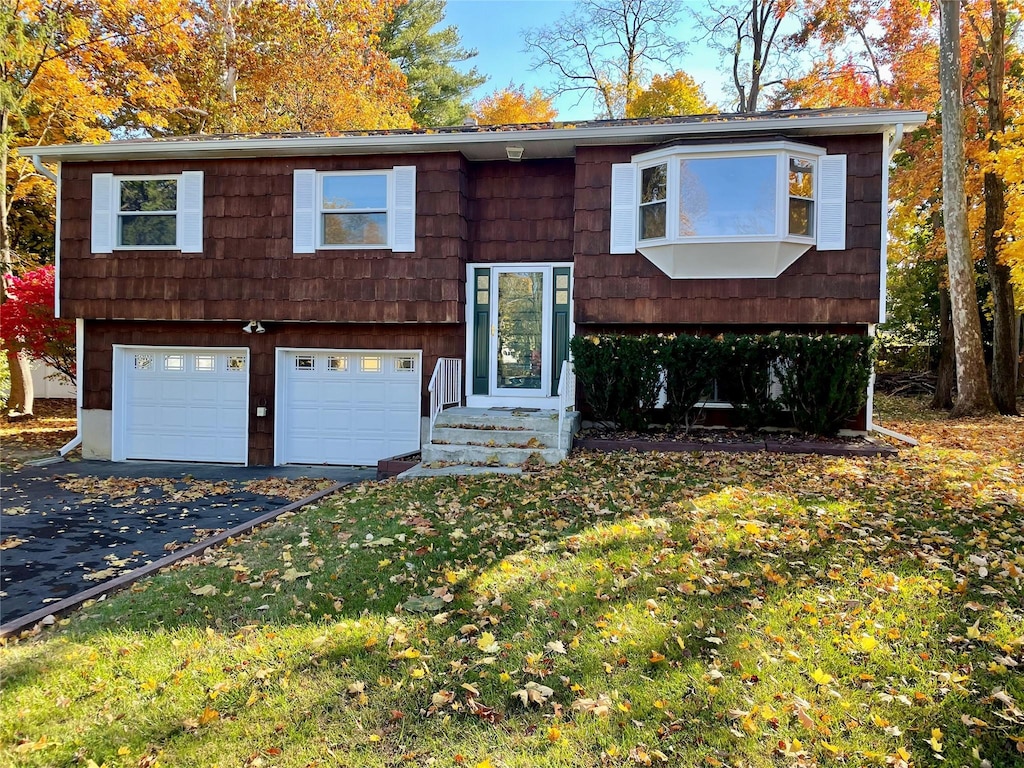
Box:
[25,111,929,163]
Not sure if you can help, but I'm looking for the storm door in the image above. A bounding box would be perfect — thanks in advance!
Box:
[490,267,552,397]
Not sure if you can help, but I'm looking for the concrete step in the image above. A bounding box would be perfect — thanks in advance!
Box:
[397,464,523,479]
[421,443,566,466]
[430,427,564,449]
[434,407,563,431]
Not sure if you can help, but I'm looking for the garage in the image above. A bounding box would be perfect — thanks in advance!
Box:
[113,346,250,463]
[276,349,421,466]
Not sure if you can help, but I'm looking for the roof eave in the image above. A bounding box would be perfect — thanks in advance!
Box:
[26,110,929,163]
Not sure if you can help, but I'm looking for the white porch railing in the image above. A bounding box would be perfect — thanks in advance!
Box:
[428,357,463,444]
[556,359,577,452]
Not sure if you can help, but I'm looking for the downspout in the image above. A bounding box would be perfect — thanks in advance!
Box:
[33,156,81,456]
[58,318,83,456]
[869,124,905,435]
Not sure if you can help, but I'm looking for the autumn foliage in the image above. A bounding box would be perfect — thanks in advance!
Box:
[625,71,717,118]
[472,83,557,125]
[0,266,75,382]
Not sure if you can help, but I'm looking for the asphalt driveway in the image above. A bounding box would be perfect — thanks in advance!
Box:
[0,460,373,625]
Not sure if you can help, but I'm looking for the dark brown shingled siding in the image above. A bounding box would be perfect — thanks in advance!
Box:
[572,135,884,326]
[465,159,575,262]
[60,154,467,324]
[84,320,464,465]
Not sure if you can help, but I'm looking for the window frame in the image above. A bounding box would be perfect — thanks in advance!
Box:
[113,174,181,251]
[316,169,393,250]
[633,141,825,247]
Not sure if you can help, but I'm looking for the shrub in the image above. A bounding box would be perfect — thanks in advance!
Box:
[661,334,722,430]
[569,334,662,430]
[774,334,874,435]
[723,333,785,431]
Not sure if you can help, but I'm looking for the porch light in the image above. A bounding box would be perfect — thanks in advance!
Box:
[505,145,524,162]
[242,320,266,334]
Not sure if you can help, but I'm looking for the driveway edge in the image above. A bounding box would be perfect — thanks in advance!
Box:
[1,482,349,639]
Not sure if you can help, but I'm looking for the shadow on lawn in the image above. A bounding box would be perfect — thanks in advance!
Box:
[4,446,1022,766]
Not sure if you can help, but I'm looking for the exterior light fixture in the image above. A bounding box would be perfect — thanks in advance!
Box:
[505,145,524,162]
[242,320,266,334]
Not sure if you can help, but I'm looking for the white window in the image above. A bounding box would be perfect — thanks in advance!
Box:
[194,354,215,371]
[610,142,847,279]
[91,171,204,254]
[163,354,185,371]
[292,166,416,254]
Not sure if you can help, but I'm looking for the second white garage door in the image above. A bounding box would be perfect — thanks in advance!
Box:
[276,349,422,466]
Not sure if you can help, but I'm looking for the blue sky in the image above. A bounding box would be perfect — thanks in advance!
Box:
[443,0,731,121]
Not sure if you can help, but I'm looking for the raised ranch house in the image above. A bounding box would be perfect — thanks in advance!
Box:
[27,108,927,468]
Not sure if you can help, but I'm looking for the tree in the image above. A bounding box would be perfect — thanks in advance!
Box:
[625,70,717,117]
[967,0,1019,414]
[693,0,796,112]
[379,0,486,127]
[166,0,413,135]
[939,0,995,415]
[2,0,188,414]
[473,84,557,125]
[1,265,75,383]
[523,0,686,119]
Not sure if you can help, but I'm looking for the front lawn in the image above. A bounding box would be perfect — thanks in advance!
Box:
[3,395,1022,767]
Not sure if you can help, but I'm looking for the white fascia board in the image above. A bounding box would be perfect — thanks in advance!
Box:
[26,111,929,164]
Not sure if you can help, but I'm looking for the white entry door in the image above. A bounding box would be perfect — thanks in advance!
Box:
[113,346,250,463]
[276,349,421,466]
[490,266,552,397]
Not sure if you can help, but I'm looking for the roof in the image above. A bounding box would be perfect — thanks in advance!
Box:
[28,107,928,163]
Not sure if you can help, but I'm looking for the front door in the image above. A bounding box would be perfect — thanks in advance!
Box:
[491,267,550,397]
[469,263,572,405]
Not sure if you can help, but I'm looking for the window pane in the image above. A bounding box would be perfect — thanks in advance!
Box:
[640,202,666,240]
[322,175,387,210]
[194,355,215,371]
[789,157,814,198]
[119,215,177,246]
[789,198,814,236]
[120,179,177,212]
[679,156,777,237]
[227,356,246,371]
[641,164,667,203]
[163,354,184,371]
[323,213,387,245]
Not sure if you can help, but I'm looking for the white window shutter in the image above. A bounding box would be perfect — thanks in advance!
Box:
[293,169,317,254]
[610,163,638,254]
[816,154,847,251]
[178,171,204,253]
[91,173,114,253]
[392,165,417,252]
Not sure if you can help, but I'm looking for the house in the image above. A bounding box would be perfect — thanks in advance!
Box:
[27,108,927,467]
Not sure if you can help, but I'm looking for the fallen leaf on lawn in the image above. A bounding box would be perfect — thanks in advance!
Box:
[190,584,219,597]
[477,632,500,653]
[513,681,554,707]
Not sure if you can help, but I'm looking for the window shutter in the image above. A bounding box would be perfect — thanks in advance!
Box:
[392,165,416,252]
[816,154,847,251]
[610,163,638,254]
[91,173,114,253]
[178,171,204,253]
[293,169,317,254]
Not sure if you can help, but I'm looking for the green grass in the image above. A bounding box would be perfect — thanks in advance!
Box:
[3,398,1023,767]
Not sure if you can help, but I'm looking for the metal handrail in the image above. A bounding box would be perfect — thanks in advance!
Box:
[428,357,463,444]
[556,359,577,452]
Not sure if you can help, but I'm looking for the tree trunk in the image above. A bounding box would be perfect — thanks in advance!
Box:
[931,285,956,410]
[982,0,1018,414]
[6,349,35,416]
[939,0,995,416]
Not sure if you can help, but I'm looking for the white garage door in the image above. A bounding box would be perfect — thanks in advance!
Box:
[114,347,249,464]
[276,350,421,466]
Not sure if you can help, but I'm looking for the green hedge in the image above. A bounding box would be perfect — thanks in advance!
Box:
[570,332,874,436]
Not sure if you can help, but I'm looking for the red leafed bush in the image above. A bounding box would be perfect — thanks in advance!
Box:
[1,265,76,383]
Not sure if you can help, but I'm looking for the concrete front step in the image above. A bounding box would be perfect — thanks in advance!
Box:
[421,443,565,465]
[430,426,567,449]
[398,464,523,479]
[434,407,563,431]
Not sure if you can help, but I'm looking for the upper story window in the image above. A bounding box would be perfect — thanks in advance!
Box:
[118,178,178,247]
[293,166,416,254]
[90,171,204,254]
[610,141,847,279]
[320,172,389,246]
